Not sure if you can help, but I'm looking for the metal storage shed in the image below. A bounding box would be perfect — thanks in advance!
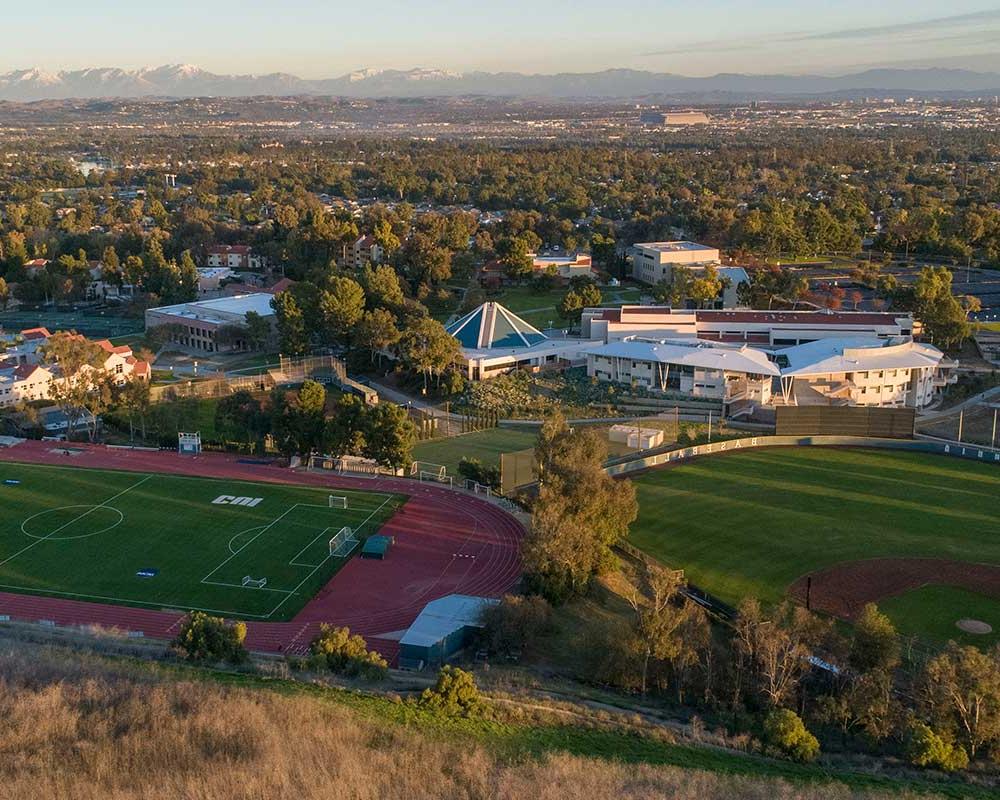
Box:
[398,594,499,669]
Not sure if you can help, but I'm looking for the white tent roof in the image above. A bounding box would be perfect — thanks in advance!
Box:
[587,338,780,376]
[776,337,944,377]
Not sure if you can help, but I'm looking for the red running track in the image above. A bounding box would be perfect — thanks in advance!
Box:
[0,440,524,662]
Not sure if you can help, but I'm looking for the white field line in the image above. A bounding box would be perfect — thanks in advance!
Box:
[0,474,152,569]
[0,582,274,619]
[265,495,394,619]
[289,526,332,567]
[200,504,300,583]
[200,579,295,595]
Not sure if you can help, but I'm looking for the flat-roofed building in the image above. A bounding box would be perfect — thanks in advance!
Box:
[582,306,919,346]
[530,251,594,280]
[640,110,711,126]
[630,241,720,285]
[144,293,276,353]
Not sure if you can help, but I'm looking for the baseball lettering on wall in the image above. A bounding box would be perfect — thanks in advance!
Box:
[211,495,263,507]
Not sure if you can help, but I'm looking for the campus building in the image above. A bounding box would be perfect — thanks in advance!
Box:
[772,337,955,408]
[0,329,149,408]
[628,242,746,307]
[630,241,720,284]
[529,251,594,280]
[447,301,598,380]
[584,334,954,411]
[205,245,263,271]
[587,338,778,406]
[144,293,276,353]
[582,306,919,345]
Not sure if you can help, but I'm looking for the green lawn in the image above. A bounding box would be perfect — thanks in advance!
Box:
[0,463,404,619]
[629,449,1000,610]
[879,586,1000,648]
[412,427,539,477]
[493,285,644,328]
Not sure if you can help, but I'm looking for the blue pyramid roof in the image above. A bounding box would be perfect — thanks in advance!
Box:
[446,302,547,350]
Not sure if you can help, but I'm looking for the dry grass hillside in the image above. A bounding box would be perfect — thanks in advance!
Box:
[0,642,958,800]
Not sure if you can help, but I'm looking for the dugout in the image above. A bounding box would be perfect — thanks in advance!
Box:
[398,594,499,670]
[361,534,394,560]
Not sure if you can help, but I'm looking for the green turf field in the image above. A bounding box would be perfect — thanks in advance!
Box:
[412,427,538,478]
[0,463,404,620]
[629,449,1000,615]
[877,586,1000,648]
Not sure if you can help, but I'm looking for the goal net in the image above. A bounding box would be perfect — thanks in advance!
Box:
[463,479,492,497]
[420,471,453,487]
[329,526,359,557]
[241,576,267,589]
[410,461,446,479]
[328,495,348,509]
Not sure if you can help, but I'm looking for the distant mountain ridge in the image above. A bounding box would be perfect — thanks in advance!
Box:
[1,64,999,101]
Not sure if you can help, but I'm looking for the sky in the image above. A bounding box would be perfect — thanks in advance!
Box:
[5,1,1000,76]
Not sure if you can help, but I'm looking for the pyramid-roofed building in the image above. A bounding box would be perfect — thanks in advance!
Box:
[447,301,599,380]
[447,301,547,350]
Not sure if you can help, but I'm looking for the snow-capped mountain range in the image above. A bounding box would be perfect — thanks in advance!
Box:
[1,64,999,101]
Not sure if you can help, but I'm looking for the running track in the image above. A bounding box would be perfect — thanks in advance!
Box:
[0,440,524,663]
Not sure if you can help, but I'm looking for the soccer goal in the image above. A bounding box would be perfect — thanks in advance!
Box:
[328,494,348,509]
[463,479,492,498]
[329,526,359,557]
[410,461,447,479]
[420,471,453,487]
[241,576,267,589]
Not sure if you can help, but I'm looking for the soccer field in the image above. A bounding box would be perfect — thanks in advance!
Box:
[0,463,405,620]
[630,448,1000,616]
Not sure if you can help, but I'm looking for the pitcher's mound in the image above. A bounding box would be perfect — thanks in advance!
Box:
[956,619,993,635]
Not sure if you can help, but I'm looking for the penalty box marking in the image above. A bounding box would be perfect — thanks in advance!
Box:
[264,494,395,619]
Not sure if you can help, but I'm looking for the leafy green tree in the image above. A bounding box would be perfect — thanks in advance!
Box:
[243,310,272,351]
[918,643,1000,759]
[356,308,400,365]
[270,381,327,459]
[850,603,901,674]
[361,264,405,310]
[419,666,483,717]
[398,316,460,392]
[904,721,969,772]
[763,709,820,763]
[912,266,972,348]
[365,401,416,471]
[0,277,9,311]
[178,250,199,301]
[271,290,309,356]
[524,411,638,601]
[496,235,533,281]
[318,276,365,344]
[308,624,388,679]
[172,611,247,664]
[214,390,269,451]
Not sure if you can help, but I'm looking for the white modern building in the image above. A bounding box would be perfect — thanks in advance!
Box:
[447,302,598,380]
[587,338,779,406]
[584,334,954,411]
[772,337,955,408]
[145,293,276,353]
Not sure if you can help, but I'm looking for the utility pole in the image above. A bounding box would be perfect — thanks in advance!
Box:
[957,409,964,442]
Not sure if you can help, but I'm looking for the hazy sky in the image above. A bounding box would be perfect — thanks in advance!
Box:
[6,1,1000,76]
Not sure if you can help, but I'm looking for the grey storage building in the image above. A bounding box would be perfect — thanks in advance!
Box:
[398,594,499,670]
